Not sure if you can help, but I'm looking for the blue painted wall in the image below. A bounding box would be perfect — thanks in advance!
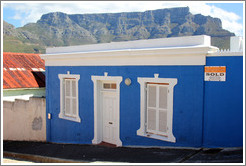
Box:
[46,66,205,147]
[45,56,243,147]
[203,56,243,147]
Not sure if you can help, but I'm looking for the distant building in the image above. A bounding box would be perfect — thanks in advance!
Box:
[3,52,46,101]
[41,35,243,148]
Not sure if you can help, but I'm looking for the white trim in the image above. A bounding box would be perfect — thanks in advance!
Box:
[208,51,243,57]
[58,72,81,123]
[41,46,217,66]
[137,75,177,143]
[46,35,212,54]
[91,74,122,147]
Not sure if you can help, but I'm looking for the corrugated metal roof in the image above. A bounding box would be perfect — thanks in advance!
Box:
[3,52,45,89]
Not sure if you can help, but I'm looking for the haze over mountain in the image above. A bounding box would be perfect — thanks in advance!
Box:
[3,7,234,53]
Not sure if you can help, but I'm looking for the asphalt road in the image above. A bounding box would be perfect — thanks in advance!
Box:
[3,141,243,163]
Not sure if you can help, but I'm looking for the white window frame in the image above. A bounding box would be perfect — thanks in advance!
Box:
[137,74,177,143]
[58,71,81,123]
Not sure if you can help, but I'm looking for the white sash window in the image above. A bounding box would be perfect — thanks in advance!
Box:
[58,72,81,123]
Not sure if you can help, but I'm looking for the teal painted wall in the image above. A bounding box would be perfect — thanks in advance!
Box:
[3,88,46,97]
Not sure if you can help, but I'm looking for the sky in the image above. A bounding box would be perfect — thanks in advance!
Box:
[1,1,245,36]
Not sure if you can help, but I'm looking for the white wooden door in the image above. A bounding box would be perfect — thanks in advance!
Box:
[102,91,118,144]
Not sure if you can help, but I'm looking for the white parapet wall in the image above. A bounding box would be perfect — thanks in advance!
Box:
[230,36,243,52]
[3,97,46,141]
[42,35,218,66]
[46,35,212,54]
[209,36,243,56]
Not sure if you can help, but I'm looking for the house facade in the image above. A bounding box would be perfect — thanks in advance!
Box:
[41,35,243,148]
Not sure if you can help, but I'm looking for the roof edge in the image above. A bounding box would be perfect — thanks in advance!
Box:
[41,46,218,66]
[45,35,212,54]
[41,45,218,60]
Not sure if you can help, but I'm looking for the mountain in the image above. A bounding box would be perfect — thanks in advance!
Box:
[3,7,234,53]
[3,21,46,53]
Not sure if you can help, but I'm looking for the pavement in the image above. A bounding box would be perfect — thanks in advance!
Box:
[2,141,244,164]
[3,157,35,163]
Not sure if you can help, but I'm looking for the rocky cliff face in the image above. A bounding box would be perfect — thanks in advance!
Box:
[3,7,234,53]
[3,21,16,36]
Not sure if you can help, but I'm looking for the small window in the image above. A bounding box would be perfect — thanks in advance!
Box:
[58,73,81,123]
[137,76,177,143]
[103,83,117,89]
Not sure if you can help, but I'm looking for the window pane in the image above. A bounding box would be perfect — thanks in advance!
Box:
[72,98,77,116]
[103,83,116,89]
[65,80,70,96]
[65,98,70,115]
[159,110,167,133]
[148,85,156,107]
[159,86,168,109]
[103,83,110,89]
[72,80,76,97]
[111,83,117,89]
[147,108,156,131]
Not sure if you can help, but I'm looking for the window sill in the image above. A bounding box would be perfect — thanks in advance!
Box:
[137,130,176,143]
[59,113,81,123]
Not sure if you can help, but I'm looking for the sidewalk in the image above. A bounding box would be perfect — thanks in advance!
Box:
[3,141,243,163]
[3,157,35,163]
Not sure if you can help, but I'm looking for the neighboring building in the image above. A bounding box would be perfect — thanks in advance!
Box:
[3,52,46,141]
[41,35,243,148]
[3,52,45,101]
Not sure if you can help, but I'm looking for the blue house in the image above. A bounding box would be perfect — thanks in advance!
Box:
[41,35,243,148]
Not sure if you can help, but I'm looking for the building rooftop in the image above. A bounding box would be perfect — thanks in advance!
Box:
[41,35,219,66]
[46,35,212,54]
[3,52,45,89]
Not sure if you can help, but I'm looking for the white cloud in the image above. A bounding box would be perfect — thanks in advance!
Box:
[12,13,22,20]
[188,3,243,36]
[3,1,243,36]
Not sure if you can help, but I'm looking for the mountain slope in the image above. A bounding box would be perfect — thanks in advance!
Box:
[3,7,234,53]
[3,21,46,53]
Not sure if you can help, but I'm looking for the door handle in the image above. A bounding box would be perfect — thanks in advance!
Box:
[109,122,113,124]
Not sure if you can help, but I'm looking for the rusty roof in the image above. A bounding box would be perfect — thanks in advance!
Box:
[3,52,45,89]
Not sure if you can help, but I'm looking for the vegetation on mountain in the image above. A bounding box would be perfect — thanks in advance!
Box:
[3,7,234,53]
